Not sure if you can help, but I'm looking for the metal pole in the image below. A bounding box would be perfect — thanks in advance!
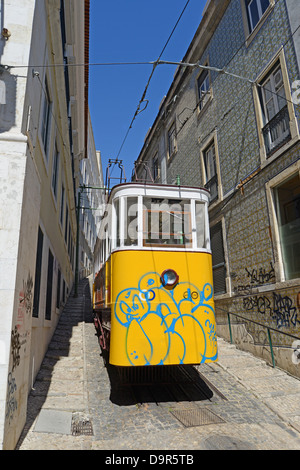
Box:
[227,313,233,344]
[74,189,81,297]
[267,328,276,368]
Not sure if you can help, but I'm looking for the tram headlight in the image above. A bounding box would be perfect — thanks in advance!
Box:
[161,269,179,288]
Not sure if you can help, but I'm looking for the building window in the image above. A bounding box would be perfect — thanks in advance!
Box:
[60,184,65,226]
[197,70,210,110]
[62,279,66,303]
[152,153,160,181]
[273,173,300,280]
[45,249,54,320]
[65,205,69,243]
[210,222,226,295]
[56,268,61,309]
[168,122,177,159]
[246,0,270,32]
[203,142,218,203]
[258,62,290,157]
[41,76,52,158]
[51,142,60,199]
[32,226,44,318]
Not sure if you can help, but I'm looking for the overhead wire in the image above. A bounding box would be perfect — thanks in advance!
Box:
[4,0,299,165]
[115,0,191,159]
[5,0,298,113]
[168,0,300,148]
[153,0,300,208]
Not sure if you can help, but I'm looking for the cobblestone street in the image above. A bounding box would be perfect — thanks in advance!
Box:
[17,278,300,451]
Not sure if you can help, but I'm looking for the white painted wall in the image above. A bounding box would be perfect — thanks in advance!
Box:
[0,0,36,450]
[0,0,87,449]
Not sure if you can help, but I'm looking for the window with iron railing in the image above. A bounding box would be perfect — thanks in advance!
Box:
[259,62,291,157]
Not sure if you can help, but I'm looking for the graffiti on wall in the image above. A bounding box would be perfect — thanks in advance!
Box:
[5,373,17,425]
[11,326,21,372]
[17,272,33,326]
[245,262,275,285]
[232,263,300,331]
[5,272,33,428]
[233,263,275,295]
[243,292,299,329]
[114,272,218,366]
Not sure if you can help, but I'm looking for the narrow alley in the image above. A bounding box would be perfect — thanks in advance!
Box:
[16,278,300,451]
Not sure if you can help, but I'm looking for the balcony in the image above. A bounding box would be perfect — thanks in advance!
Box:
[205,174,218,203]
[262,105,291,157]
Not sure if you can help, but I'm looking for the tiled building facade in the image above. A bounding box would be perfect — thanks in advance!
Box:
[134,0,300,376]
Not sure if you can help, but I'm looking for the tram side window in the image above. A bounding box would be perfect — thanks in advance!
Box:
[114,198,120,247]
[195,201,206,248]
[143,197,192,247]
[124,197,138,246]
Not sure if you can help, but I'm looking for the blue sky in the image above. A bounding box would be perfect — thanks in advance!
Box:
[88,0,207,182]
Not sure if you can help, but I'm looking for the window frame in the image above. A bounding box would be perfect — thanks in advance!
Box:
[253,50,299,167]
[60,182,65,228]
[32,226,44,319]
[45,248,54,321]
[241,0,275,45]
[196,67,211,113]
[266,160,300,284]
[246,0,270,32]
[200,132,222,206]
[152,152,160,182]
[51,140,60,201]
[64,204,69,244]
[40,74,53,161]
[167,121,177,160]
[259,61,291,157]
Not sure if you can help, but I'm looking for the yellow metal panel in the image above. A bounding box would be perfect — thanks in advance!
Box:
[109,250,218,366]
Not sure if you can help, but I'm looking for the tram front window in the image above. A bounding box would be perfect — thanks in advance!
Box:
[143,197,192,247]
[124,197,138,246]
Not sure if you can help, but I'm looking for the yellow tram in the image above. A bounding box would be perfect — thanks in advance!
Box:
[93,182,218,367]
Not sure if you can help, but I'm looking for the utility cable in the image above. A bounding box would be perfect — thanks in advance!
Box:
[115,0,191,159]
[4,0,298,163]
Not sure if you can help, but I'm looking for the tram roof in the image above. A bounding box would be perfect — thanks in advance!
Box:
[107,182,210,202]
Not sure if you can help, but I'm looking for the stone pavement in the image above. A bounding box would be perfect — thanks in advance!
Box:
[16,278,300,451]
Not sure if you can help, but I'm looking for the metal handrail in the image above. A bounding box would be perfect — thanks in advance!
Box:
[262,105,291,157]
[216,306,300,368]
